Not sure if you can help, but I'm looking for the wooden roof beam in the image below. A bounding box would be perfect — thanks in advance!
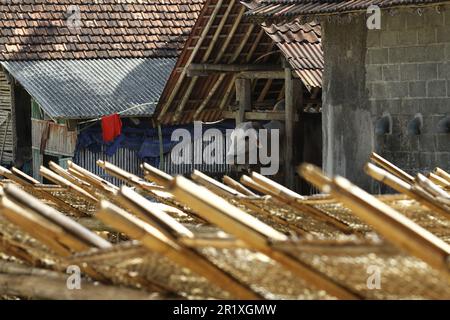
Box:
[187,63,282,76]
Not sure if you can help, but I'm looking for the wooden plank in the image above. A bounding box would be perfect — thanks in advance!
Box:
[222,175,258,197]
[434,167,450,183]
[96,200,262,299]
[365,163,450,219]
[370,152,414,184]
[167,175,361,299]
[428,172,450,189]
[0,165,87,217]
[0,273,164,300]
[97,160,163,193]
[240,174,273,195]
[40,166,98,204]
[188,63,283,74]
[115,186,194,240]
[191,170,244,197]
[142,162,174,186]
[67,160,118,195]
[252,171,303,201]
[415,173,450,199]
[299,163,450,279]
[238,70,286,79]
[250,172,354,233]
[221,110,299,121]
[11,167,40,185]
[0,197,73,257]
[3,184,110,250]
[48,161,92,190]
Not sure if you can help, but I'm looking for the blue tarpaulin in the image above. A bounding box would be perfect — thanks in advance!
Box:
[75,119,236,167]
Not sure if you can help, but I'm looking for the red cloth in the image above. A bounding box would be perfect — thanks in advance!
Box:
[101,114,122,142]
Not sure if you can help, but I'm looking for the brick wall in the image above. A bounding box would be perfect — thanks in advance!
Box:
[366,8,450,175]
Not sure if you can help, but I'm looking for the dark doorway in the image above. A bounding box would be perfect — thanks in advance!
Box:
[295,112,322,194]
[12,83,32,169]
[42,154,59,184]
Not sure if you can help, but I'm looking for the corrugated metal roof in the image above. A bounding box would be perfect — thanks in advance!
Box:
[1,57,176,119]
[245,0,445,18]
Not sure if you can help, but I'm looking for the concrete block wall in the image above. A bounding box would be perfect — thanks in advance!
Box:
[366,7,450,176]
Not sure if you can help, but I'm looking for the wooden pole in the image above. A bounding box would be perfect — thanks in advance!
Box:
[284,64,302,189]
[434,167,450,183]
[249,172,354,233]
[49,161,92,190]
[222,175,258,197]
[115,186,194,240]
[370,152,414,184]
[235,78,252,124]
[428,172,450,189]
[365,163,450,219]
[11,167,40,185]
[0,165,87,217]
[142,162,174,186]
[191,170,244,197]
[299,163,450,278]
[67,160,118,191]
[167,175,361,299]
[40,166,98,204]
[3,184,111,250]
[0,273,163,300]
[97,160,163,193]
[415,173,450,199]
[96,200,262,299]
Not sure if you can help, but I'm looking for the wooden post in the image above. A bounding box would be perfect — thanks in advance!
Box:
[235,78,251,124]
[284,64,302,189]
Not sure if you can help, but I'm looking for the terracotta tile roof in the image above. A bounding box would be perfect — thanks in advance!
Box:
[262,20,322,88]
[244,0,446,19]
[0,0,205,60]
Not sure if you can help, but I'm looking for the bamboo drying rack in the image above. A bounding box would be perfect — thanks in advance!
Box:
[0,154,449,299]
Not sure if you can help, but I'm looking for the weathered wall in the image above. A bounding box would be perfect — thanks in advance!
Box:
[322,8,450,192]
[366,8,450,183]
[0,68,13,165]
[322,15,373,191]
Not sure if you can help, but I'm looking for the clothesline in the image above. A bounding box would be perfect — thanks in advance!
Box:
[78,102,157,126]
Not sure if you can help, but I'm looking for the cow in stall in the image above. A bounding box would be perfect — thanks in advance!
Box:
[226,100,284,176]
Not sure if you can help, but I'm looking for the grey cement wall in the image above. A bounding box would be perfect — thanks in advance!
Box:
[322,8,450,192]
[322,15,374,191]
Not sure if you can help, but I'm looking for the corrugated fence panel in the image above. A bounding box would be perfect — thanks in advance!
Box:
[161,135,235,177]
[32,119,77,156]
[75,134,237,186]
[73,146,142,186]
